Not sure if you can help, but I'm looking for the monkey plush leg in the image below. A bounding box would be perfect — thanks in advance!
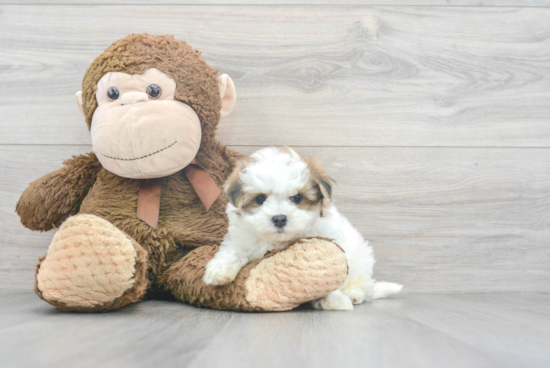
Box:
[35,214,148,311]
[162,238,348,311]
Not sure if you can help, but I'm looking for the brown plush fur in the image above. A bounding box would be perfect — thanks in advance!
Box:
[16,34,347,312]
[161,245,261,311]
[16,153,102,231]
[81,34,221,145]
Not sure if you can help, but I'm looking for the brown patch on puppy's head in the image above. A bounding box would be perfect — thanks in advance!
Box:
[224,156,252,207]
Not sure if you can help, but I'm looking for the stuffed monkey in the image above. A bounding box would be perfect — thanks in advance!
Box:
[16,34,348,312]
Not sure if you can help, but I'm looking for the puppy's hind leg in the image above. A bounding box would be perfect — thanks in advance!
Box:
[341,277,373,305]
[339,238,375,305]
[311,290,354,311]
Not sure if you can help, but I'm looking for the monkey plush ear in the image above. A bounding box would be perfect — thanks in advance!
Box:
[75,91,84,116]
[217,74,236,118]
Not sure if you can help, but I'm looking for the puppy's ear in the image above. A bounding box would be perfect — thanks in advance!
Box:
[223,156,251,207]
[318,176,333,202]
[304,156,334,214]
[225,178,242,207]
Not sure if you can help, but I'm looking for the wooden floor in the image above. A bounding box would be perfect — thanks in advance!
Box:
[0,290,549,368]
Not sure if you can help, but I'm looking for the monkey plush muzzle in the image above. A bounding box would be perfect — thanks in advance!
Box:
[89,68,202,179]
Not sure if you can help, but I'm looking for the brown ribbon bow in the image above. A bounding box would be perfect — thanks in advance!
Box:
[136,159,221,229]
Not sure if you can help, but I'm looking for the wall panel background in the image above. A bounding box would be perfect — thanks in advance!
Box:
[1,3,548,293]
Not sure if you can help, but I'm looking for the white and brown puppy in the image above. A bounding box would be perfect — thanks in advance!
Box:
[204,147,402,310]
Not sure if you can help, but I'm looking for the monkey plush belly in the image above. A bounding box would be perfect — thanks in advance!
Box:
[160,170,229,249]
[78,167,228,270]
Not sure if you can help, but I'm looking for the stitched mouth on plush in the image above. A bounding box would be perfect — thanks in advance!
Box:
[99,141,178,161]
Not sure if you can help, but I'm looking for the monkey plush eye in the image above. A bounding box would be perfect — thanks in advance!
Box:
[146,84,162,99]
[255,194,267,205]
[290,194,303,204]
[107,87,120,101]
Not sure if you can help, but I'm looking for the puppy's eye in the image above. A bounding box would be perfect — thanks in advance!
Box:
[146,84,162,99]
[290,194,303,204]
[107,87,120,101]
[255,194,267,205]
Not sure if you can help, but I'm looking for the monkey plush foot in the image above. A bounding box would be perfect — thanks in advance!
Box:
[243,238,348,311]
[35,214,148,311]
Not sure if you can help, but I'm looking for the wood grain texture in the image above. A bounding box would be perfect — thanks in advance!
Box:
[398,295,550,368]
[189,295,550,368]
[1,291,549,368]
[2,0,549,5]
[0,291,235,368]
[2,145,549,293]
[0,5,549,146]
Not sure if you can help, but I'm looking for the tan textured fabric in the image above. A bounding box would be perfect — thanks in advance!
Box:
[35,215,147,310]
[91,68,203,179]
[245,238,349,311]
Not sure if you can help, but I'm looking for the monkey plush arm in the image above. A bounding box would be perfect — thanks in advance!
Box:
[16,152,101,231]
[162,237,348,311]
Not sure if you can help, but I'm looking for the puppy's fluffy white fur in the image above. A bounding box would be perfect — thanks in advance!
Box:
[204,147,402,310]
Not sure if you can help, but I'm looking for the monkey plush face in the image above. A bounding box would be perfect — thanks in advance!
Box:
[89,68,201,179]
[75,34,236,179]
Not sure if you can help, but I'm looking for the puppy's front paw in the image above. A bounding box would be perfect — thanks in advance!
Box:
[203,260,242,286]
[311,290,354,311]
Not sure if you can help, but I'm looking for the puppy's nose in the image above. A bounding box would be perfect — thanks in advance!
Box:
[272,215,287,228]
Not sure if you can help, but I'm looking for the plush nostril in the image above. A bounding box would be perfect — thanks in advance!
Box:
[272,215,287,228]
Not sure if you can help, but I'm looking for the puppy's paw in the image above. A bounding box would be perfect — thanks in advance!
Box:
[203,260,242,286]
[311,290,354,311]
[341,286,368,305]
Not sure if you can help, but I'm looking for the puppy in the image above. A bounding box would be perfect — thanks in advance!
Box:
[204,147,402,310]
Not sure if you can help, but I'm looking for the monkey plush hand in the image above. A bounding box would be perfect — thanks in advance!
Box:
[16,34,348,312]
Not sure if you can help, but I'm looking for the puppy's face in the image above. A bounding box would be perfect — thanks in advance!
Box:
[225,147,333,243]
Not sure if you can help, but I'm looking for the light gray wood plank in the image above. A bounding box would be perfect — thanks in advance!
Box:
[392,294,550,368]
[2,145,549,294]
[189,300,512,368]
[1,6,549,146]
[5,291,550,368]
[0,290,235,368]
[191,296,548,368]
[190,294,550,368]
[1,1,549,5]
